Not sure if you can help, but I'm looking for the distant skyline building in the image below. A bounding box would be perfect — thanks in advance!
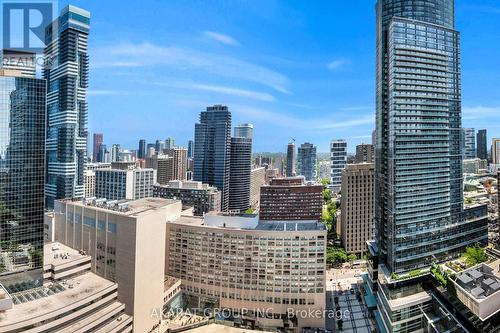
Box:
[286,142,296,177]
[93,133,103,162]
[297,142,317,181]
[138,139,146,159]
[234,123,254,139]
[330,140,347,191]
[187,139,194,158]
[0,68,46,292]
[250,167,266,209]
[228,137,252,212]
[155,139,165,153]
[44,5,91,208]
[355,143,374,163]
[166,137,175,150]
[462,128,476,159]
[156,155,175,185]
[476,129,487,160]
[165,147,188,181]
[95,168,156,200]
[110,144,121,162]
[193,105,232,211]
[97,143,107,163]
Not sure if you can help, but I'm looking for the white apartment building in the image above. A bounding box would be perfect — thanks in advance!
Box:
[95,168,156,200]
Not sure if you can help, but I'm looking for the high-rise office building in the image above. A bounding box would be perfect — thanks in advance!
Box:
[165,137,175,150]
[330,139,347,191]
[286,142,296,177]
[0,67,46,292]
[193,105,231,211]
[355,143,374,163]
[187,140,194,158]
[165,147,188,181]
[44,5,90,208]
[97,143,107,163]
[92,133,103,162]
[138,139,146,159]
[476,129,487,160]
[297,142,317,182]
[492,138,500,165]
[373,1,488,332]
[341,163,374,257]
[228,137,252,212]
[462,128,476,159]
[156,155,175,185]
[95,168,156,200]
[155,139,165,153]
[110,144,121,162]
[234,123,253,139]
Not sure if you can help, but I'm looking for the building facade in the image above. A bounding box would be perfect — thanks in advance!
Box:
[476,129,487,160]
[95,168,156,200]
[234,123,254,139]
[250,167,266,209]
[44,6,90,208]
[0,69,46,292]
[286,142,296,177]
[93,133,103,162]
[165,147,187,181]
[153,180,221,216]
[492,138,500,165]
[54,198,182,332]
[463,128,476,159]
[297,142,317,182]
[165,214,327,331]
[355,143,374,163]
[138,139,146,160]
[193,105,232,211]
[340,163,374,257]
[259,177,323,221]
[330,140,347,192]
[156,155,175,185]
[228,137,252,212]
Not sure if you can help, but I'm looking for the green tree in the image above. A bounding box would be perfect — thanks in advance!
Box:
[463,244,488,267]
[326,247,348,265]
[323,189,331,202]
[347,254,357,264]
[321,178,331,186]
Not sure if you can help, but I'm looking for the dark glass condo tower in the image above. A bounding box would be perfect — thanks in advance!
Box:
[0,74,46,292]
[44,6,90,208]
[193,105,231,212]
[374,0,486,274]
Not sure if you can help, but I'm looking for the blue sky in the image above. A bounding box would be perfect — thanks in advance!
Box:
[60,0,500,153]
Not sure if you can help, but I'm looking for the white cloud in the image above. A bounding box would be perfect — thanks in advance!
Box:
[93,42,290,94]
[463,105,500,120]
[327,59,347,70]
[202,31,240,46]
[191,84,275,102]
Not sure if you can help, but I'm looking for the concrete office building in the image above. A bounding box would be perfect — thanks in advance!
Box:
[250,167,266,209]
[194,105,232,211]
[477,129,487,160]
[286,142,296,177]
[153,180,221,216]
[165,213,327,331]
[492,138,500,165]
[0,64,46,292]
[0,242,133,332]
[341,163,374,257]
[84,169,96,198]
[54,198,183,333]
[463,128,476,159]
[229,137,252,212]
[355,143,374,163]
[156,155,174,185]
[234,123,254,139]
[44,6,90,208]
[93,133,103,162]
[297,142,317,182]
[259,177,323,221]
[95,168,156,200]
[330,140,347,192]
[165,147,187,181]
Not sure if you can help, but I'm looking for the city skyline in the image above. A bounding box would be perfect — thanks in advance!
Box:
[56,0,500,153]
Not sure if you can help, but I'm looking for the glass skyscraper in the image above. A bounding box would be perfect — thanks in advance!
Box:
[44,5,90,208]
[330,139,347,191]
[0,72,46,292]
[228,137,252,212]
[476,129,487,160]
[373,0,487,274]
[297,142,317,182]
[193,105,231,212]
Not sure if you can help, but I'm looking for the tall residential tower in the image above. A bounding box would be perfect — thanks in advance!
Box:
[44,5,90,208]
